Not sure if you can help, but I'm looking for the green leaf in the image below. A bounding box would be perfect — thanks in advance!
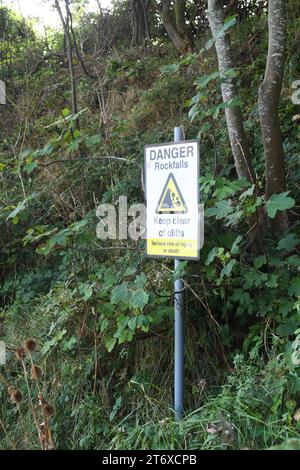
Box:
[194,70,219,87]
[224,68,238,78]
[206,247,218,265]
[130,289,149,311]
[206,200,233,219]
[266,192,295,218]
[105,337,116,353]
[276,319,299,337]
[254,255,266,270]
[68,139,80,151]
[288,277,300,297]
[173,261,188,280]
[41,329,67,356]
[231,235,243,255]
[111,283,130,304]
[33,144,54,157]
[6,193,37,222]
[265,274,278,289]
[109,396,122,421]
[61,107,71,117]
[205,38,214,50]
[188,104,199,122]
[277,233,300,252]
[62,336,77,351]
[85,134,102,146]
[128,317,137,331]
[123,265,137,278]
[19,149,31,161]
[79,283,94,301]
[24,161,38,174]
[160,63,179,74]
[220,259,236,278]
[216,16,237,39]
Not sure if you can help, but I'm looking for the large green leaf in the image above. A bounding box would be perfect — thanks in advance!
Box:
[130,289,149,311]
[266,192,295,218]
[277,233,300,252]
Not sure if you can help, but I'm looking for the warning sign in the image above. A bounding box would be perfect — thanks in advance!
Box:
[145,140,200,259]
[156,173,187,214]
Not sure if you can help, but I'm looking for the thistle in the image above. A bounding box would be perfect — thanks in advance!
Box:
[31,365,43,380]
[25,338,37,353]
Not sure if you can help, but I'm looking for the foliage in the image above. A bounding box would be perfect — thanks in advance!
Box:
[0,0,299,451]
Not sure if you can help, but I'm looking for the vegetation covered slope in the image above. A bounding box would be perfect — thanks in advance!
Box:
[0,0,299,450]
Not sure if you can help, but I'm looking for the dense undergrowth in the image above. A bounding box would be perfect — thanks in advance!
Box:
[0,2,300,449]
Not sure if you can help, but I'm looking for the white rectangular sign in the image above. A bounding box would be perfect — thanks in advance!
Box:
[145,140,200,259]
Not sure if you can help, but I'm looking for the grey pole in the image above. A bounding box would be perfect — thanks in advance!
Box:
[174,126,184,421]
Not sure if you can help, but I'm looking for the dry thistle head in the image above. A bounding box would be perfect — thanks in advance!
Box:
[25,338,37,353]
[15,347,26,360]
[44,403,55,418]
[31,365,43,380]
[9,387,22,404]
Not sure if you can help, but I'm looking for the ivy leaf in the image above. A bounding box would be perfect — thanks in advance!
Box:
[266,192,295,218]
[277,233,300,252]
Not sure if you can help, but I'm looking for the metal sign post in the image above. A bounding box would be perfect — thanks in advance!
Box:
[144,126,200,421]
[174,126,184,420]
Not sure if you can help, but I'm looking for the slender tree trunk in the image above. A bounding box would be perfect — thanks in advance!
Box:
[66,1,96,79]
[207,0,255,183]
[258,0,287,232]
[54,0,79,129]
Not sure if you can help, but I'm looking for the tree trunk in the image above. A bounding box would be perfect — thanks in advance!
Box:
[54,0,79,129]
[207,0,255,183]
[161,0,189,54]
[132,0,149,46]
[258,0,287,232]
[174,0,194,50]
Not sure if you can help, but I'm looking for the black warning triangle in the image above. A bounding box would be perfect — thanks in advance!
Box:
[156,173,187,214]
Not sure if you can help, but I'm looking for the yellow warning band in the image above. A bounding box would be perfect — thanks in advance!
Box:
[147,238,198,258]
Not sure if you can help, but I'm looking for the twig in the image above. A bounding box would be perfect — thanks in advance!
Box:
[40,156,129,167]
